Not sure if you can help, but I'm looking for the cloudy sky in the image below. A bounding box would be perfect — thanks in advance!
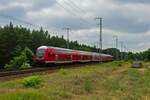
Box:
[0,0,150,52]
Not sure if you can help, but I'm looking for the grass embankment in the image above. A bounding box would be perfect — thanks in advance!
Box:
[0,61,150,100]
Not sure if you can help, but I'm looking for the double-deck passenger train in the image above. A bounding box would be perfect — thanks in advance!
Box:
[35,46,113,64]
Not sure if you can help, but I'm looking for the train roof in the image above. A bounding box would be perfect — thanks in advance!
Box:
[37,46,113,57]
[37,46,48,49]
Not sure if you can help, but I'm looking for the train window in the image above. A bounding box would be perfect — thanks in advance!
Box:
[37,49,45,57]
[56,49,72,54]
[55,49,64,54]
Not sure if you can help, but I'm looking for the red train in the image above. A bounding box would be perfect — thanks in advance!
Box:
[35,46,113,64]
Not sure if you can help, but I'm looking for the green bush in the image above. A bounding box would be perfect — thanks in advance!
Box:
[4,47,33,70]
[4,54,27,70]
[22,47,34,65]
[20,62,31,69]
[21,76,42,88]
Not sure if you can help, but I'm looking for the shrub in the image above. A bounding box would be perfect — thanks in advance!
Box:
[21,75,42,88]
[22,47,34,65]
[4,54,27,70]
[20,62,31,69]
[4,47,33,70]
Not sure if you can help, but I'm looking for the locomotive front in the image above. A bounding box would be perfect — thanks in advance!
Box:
[35,46,47,63]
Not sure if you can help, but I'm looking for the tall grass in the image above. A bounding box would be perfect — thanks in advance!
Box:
[1,61,150,100]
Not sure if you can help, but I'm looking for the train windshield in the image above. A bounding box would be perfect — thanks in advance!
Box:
[37,48,45,57]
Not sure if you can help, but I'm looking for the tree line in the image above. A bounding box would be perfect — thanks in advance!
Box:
[0,22,98,68]
[0,22,150,69]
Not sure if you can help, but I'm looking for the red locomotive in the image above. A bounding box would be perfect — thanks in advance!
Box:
[35,46,113,64]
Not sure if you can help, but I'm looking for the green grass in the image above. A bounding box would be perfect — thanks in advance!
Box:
[0,61,150,100]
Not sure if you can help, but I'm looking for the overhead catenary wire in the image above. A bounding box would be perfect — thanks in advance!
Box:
[0,12,91,48]
[0,12,92,46]
[62,0,86,14]
[70,0,87,13]
[62,0,81,13]
[62,0,95,26]
[55,0,93,26]
[0,1,95,46]
[0,1,94,32]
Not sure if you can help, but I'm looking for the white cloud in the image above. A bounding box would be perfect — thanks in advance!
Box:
[0,0,150,52]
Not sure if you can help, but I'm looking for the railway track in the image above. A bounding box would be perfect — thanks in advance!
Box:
[0,67,54,77]
[0,62,99,80]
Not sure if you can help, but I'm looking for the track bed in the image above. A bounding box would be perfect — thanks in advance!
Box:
[0,62,99,81]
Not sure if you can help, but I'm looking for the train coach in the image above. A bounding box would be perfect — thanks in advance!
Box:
[35,46,113,64]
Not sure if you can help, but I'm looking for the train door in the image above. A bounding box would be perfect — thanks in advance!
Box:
[45,49,55,63]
